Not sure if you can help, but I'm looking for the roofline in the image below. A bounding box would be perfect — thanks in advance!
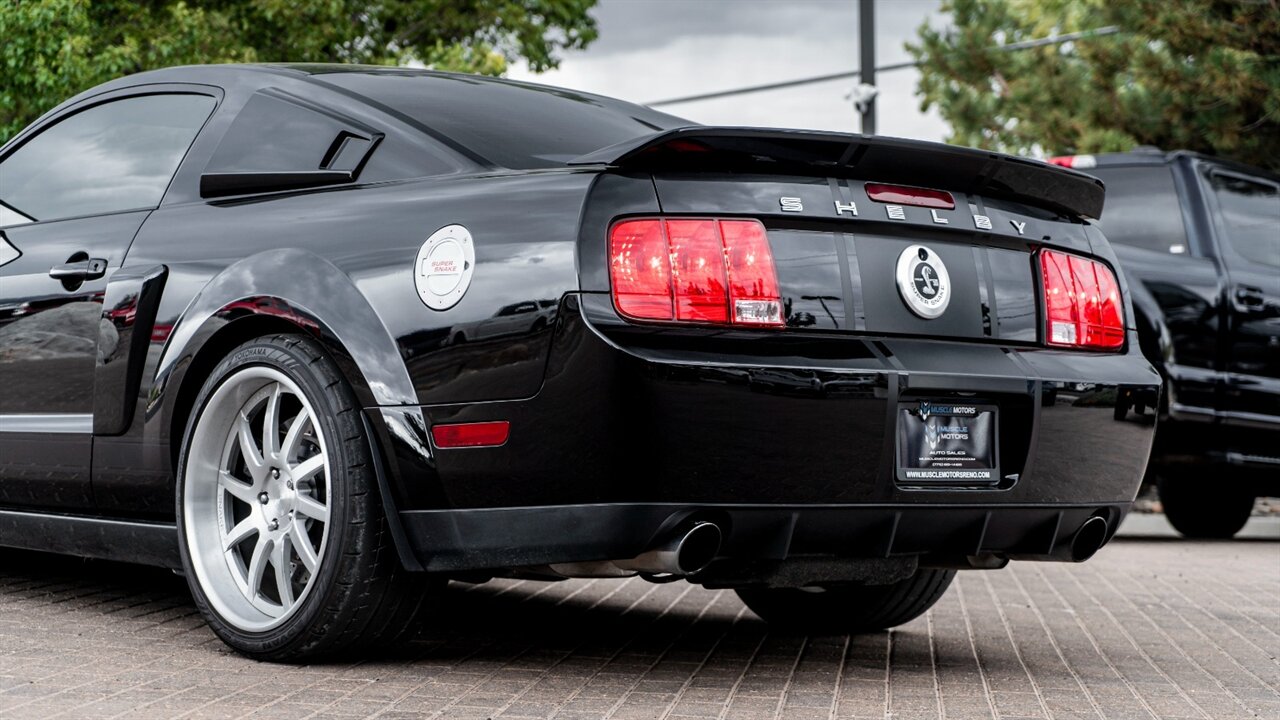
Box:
[1071,149,1279,182]
[1169,150,1280,182]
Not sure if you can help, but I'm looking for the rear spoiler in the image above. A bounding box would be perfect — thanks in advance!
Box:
[569,127,1105,220]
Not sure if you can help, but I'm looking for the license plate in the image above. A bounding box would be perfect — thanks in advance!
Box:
[896,401,999,484]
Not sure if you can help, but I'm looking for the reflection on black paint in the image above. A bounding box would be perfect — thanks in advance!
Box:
[768,229,845,330]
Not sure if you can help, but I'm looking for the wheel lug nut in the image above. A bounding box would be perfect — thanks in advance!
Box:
[257,492,269,505]
[271,468,280,480]
[268,519,279,531]
[286,480,294,490]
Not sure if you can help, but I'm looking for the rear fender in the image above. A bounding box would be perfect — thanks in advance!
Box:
[151,248,414,420]
[147,250,422,563]
[148,250,418,504]
[1122,268,1174,408]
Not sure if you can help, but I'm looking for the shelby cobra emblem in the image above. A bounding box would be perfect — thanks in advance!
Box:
[895,244,951,319]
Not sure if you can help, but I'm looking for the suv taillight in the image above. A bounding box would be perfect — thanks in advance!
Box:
[1039,249,1125,350]
[1047,154,1096,169]
[609,218,783,327]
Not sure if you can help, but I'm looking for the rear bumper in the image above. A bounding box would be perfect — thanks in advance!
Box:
[371,293,1161,572]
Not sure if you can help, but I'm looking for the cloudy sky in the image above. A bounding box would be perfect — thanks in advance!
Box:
[507,0,951,142]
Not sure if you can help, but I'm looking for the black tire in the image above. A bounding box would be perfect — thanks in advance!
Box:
[736,568,955,634]
[176,333,437,661]
[1157,471,1253,539]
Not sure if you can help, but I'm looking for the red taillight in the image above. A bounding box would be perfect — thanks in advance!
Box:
[431,421,510,448]
[1047,155,1096,169]
[661,139,712,153]
[667,219,729,323]
[865,183,955,210]
[609,218,783,327]
[720,220,782,325]
[1039,249,1125,350]
[609,219,673,321]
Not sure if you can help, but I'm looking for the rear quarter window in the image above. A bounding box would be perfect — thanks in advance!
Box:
[1089,165,1190,255]
[206,90,369,174]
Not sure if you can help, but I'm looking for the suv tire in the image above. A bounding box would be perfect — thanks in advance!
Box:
[1157,471,1253,539]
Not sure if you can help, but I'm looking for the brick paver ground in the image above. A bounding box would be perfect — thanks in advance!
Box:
[1,535,1277,719]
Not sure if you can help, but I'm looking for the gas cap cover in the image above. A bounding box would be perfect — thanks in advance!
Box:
[415,224,475,310]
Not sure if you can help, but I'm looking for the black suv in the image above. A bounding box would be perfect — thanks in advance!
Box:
[1051,150,1279,538]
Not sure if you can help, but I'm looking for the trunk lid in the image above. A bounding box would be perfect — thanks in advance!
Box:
[577,128,1114,346]
[648,173,1103,344]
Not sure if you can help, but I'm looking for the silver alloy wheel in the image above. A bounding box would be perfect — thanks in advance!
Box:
[183,366,332,632]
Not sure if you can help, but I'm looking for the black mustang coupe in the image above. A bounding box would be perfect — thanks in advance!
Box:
[0,64,1160,661]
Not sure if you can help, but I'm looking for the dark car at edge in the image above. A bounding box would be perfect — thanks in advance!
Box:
[0,64,1161,661]
[1051,150,1280,538]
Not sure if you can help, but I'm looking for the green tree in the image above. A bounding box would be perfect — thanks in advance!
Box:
[908,0,1280,171]
[0,0,598,144]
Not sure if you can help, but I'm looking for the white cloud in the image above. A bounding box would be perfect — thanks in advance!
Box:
[507,0,951,142]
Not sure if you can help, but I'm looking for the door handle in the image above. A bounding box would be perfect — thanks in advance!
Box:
[49,257,108,282]
[1233,285,1265,311]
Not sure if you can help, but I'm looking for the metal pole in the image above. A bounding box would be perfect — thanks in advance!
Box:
[859,0,876,135]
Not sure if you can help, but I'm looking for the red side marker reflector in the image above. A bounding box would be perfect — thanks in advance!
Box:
[431,421,510,448]
[864,183,955,210]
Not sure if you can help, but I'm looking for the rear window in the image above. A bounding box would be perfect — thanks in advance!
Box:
[314,71,687,169]
[1089,166,1189,254]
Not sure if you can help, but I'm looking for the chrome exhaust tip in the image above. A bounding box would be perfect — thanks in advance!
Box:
[616,521,722,576]
[1070,515,1110,562]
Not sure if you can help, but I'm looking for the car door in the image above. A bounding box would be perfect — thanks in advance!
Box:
[1200,167,1280,425]
[0,91,216,510]
[1089,162,1224,415]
